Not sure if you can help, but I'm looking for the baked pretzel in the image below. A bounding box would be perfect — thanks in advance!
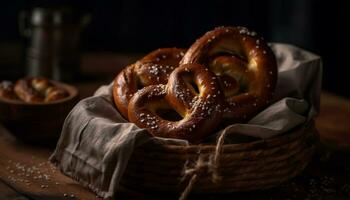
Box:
[128,64,224,143]
[14,77,69,103]
[0,81,17,100]
[113,48,186,119]
[181,26,277,123]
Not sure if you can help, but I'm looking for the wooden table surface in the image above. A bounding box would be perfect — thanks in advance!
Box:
[1,54,350,199]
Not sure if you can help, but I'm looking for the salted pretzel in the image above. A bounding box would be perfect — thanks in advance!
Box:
[14,77,69,103]
[113,48,186,119]
[181,26,277,123]
[128,64,224,143]
[0,81,17,100]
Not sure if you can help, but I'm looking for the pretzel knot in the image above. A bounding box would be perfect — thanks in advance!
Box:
[0,77,69,103]
[181,26,277,123]
[128,63,224,143]
[113,48,186,119]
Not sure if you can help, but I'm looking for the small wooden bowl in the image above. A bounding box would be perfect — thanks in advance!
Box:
[0,81,79,145]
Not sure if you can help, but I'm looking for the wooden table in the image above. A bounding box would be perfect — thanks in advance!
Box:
[1,52,350,199]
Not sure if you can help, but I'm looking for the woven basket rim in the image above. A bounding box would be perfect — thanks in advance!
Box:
[138,121,315,152]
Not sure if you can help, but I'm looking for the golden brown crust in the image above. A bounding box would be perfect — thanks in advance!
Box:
[181,26,278,123]
[114,26,278,142]
[14,77,69,103]
[113,48,186,119]
[113,64,138,119]
[128,64,224,143]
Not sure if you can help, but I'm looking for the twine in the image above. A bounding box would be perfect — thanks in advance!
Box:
[179,130,228,200]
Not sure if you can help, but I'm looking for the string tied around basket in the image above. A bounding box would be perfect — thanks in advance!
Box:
[179,130,228,200]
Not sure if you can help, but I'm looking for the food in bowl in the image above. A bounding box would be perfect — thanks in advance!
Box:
[0,77,69,103]
[0,77,78,145]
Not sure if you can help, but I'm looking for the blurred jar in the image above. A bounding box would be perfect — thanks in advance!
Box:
[19,6,90,82]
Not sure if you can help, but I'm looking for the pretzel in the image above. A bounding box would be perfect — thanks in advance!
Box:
[113,48,186,119]
[128,64,224,143]
[181,26,277,123]
[0,81,17,100]
[14,77,69,103]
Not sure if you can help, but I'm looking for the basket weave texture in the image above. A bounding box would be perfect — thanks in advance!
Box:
[120,122,317,195]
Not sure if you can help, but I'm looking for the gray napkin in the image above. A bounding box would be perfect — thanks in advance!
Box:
[50,43,322,199]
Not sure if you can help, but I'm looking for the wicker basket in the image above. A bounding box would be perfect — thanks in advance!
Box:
[120,122,318,197]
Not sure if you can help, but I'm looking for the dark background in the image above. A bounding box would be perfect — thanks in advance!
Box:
[0,0,347,96]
